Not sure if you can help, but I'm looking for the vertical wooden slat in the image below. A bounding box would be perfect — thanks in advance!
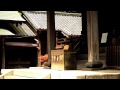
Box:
[106,47,108,66]
[118,46,120,66]
[109,47,111,66]
[106,46,120,67]
[107,47,109,66]
[116,46,117,66]
[116,46,118,66]
[115,46,117,66]
[106,46,109,66]
[117,46,118,66]
[113,46,115,66]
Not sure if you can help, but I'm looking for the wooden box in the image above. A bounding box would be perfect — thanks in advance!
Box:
[51,50,77,70]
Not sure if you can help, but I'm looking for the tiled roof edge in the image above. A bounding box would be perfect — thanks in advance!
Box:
[22,11,81,17]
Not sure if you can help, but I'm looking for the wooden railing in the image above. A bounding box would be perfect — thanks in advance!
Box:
[56,35,86,54]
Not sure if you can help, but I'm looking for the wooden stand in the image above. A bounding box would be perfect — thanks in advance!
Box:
[51,50,77,70]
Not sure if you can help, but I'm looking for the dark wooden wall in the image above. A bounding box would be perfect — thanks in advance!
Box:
[5,46,38,68]
[98,11,120,46]
[0,21,38,69]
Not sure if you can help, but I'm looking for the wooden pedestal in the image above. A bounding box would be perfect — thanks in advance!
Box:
[51,50,77,70]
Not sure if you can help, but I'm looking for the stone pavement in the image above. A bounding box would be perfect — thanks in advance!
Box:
[1,60,120,79]
[1,67,120,79]
[51,69,120,79]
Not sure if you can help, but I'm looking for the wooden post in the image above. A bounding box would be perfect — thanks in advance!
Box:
[85,11,103,69]
[1,37,5,69]
[46,11,56,67]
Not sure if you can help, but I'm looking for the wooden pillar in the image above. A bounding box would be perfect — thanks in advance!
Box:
[0,36,5,74]
[85,11,103,68]
[1,37,5,69]
[81,11,87,35]
[46,11,56,67]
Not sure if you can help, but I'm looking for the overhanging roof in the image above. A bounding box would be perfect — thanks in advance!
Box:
[22,11,82,37]
[10,22,36,36]
[0,11,36,37]
[0,11,26,21]
[0,28,15,35]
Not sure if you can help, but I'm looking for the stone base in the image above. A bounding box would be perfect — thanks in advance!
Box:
[44,66,51,69]
[85,61,103,68]
[102,66,120,70]
[44,62,51,67]
[82,67,104,71]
